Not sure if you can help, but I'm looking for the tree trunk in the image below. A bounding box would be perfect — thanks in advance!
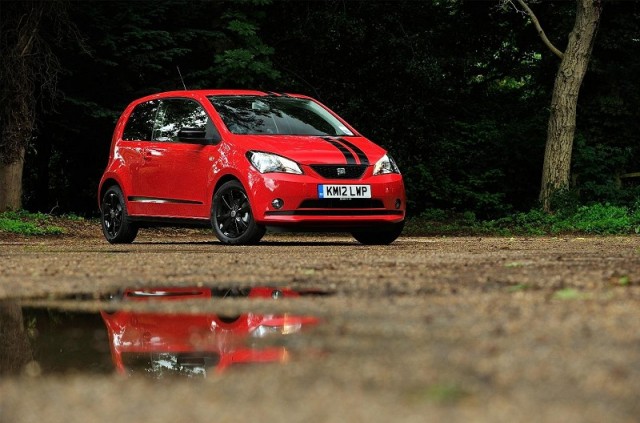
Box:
[1,1,56,213]
[35,130,52,211]
[0,148,25,211]
[539,0,601,211]
[0,302,33,374]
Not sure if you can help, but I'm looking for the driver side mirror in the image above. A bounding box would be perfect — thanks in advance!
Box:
[177,128,220,145]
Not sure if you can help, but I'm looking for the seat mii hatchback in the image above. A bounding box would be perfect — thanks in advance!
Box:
[98,90,406,245]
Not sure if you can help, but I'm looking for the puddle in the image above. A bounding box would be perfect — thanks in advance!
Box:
[0,286,329,378]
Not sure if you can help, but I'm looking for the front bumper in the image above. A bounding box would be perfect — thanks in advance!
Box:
[246,167,406,228]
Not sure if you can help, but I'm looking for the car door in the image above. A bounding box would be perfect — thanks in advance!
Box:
[120,99,159,216]
[137,98,219,218]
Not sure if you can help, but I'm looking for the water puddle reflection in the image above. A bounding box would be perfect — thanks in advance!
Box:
[0,286,328,378]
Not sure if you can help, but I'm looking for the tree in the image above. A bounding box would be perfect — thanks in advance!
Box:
[509,0,602,211]
[0,1,68,211]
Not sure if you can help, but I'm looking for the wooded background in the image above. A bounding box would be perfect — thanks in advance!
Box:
[1,0,639,218]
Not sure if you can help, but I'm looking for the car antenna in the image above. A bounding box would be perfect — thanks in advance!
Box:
[177,66,188,90]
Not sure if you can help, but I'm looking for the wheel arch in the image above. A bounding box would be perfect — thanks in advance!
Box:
[210,174,258,216]
[212,174,242,198]
[99,178,121,208]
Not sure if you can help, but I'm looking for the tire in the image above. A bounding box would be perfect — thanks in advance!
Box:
[100,185,138,244]
[351,221,404,245]
[211,180,265,245]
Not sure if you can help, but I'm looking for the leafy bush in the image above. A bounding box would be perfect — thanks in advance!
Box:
[0,211,64,235]
[419,209,448,221]
[553,203,635,234]
[406,203,640,236]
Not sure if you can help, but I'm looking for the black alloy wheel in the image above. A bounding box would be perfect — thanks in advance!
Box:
[211,180,265,245]
[101,186,138,244]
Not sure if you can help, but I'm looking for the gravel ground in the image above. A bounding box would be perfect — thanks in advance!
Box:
[1,227,640,422]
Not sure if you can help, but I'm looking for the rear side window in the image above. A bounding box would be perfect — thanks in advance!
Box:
[122,100,159,141]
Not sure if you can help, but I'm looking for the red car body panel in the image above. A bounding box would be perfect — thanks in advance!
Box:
[99,90,405,231]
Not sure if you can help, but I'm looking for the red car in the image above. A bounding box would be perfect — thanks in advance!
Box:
[98,90,406,245]
[100,287,320,376]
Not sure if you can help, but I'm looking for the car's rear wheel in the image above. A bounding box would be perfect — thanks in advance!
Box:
[351,221,404,245]
[211,180,265,245]
[101,185,138,243]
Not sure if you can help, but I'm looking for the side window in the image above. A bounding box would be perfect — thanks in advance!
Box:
[122,100,159,141]
[152,99,218,143]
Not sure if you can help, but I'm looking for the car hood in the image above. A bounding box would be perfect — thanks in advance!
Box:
[231,135,386,166]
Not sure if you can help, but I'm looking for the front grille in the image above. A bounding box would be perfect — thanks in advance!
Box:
[310,164,367,179]
[299,199,384,209]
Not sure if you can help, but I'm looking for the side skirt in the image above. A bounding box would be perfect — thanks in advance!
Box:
[128,216,211,229]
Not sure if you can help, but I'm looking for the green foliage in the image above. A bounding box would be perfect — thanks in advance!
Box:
[548,189,580,215]
[507,283,530,292]
[213,7,280,85]
[419,209,448,221]
[0,211,64,235]
[577,2,640,210]
[617,275,630,286]
[11,1,640,218]
[494,203,640,235]
[407,383,469,405]
[406,203,640,236]
[571,136,632,206]
[553,288,583,300]
[423,383,469,404]
[553,204,632,234]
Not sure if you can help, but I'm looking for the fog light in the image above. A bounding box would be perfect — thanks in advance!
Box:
[395,199,402,209]
[272,198,284,209]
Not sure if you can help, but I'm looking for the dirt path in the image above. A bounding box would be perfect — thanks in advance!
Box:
[1,231,639,422]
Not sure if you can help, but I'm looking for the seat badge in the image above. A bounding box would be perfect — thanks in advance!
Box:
[337,167,346,176]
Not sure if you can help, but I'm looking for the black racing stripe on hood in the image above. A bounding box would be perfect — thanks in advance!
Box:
[321,137,357,164]
[337,138,369,165]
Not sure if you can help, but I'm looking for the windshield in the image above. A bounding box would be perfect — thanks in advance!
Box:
[208,95,354,136]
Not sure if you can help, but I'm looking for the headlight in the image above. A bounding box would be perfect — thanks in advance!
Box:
[247,151,303,174]
[251,323,303,338]
[373,154,400,175]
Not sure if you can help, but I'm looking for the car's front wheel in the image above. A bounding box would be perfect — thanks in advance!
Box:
[351,221,404,245]
[101,185,138,244]
[211,180,265,245]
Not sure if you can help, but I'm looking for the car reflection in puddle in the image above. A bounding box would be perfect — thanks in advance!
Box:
[0,286,326,378]
[102,286,321,377]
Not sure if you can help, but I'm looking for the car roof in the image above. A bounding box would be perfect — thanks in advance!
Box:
[132,90,311,104]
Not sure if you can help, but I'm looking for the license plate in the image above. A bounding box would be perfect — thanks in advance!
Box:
[318,184,371,199]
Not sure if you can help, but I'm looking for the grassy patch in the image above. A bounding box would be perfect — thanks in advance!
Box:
[552,288,583,300]
[617,275,631,286]
[0,211,65,236]
[507,283,530,292]
[405,203,640,236]
[407,383,470,405]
